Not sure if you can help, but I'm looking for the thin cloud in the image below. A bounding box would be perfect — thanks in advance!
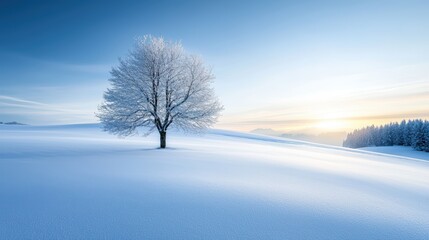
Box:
[0,95,97,124]
[0,95,48,106]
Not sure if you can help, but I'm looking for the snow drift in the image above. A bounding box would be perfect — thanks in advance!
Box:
[0,124,428,239]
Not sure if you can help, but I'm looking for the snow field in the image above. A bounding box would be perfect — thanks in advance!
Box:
[0,124,428,239]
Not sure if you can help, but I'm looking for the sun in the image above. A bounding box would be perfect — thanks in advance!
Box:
[316,120,347,131]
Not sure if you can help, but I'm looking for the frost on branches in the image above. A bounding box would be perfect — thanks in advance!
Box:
[97,36,223,148]
[343,119,429,152]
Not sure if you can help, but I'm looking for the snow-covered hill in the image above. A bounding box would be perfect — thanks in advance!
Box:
[0,124,428,239]
[360,146,429,161]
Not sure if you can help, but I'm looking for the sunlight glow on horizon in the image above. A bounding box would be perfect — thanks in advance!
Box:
[316,120,348,131]
[216,79,429,134]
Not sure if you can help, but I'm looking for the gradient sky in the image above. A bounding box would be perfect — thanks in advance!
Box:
[1,0,429,133]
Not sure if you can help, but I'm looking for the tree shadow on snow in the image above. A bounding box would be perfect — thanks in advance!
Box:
[116,146,189,153]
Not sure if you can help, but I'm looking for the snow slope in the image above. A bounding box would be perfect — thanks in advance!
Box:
[360,146,429,161]
[0,124,428,239]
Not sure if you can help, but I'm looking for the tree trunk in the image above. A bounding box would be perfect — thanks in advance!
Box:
[160,131,166,148]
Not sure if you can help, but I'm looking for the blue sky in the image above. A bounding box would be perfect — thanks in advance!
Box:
[1,0,429,132]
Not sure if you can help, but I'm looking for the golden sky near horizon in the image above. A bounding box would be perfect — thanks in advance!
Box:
[216,80,429,134]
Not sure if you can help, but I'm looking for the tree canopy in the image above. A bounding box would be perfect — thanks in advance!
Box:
[97,36,223,148]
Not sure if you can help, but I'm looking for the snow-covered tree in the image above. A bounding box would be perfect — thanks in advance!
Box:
[97,36,223,148]
[423,121,429,152]
[411,119,425,150]
[343,119,429,152]
[398,120,407,145]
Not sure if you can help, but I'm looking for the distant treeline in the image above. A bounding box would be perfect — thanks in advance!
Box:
[343,119,429,151]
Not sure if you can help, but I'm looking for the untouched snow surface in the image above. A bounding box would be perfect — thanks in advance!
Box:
[0,124,428,239]
[360,146,429,161]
